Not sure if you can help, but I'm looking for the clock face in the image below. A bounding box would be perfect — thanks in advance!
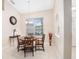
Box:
[12,17,16,23]
[9,16,17,25]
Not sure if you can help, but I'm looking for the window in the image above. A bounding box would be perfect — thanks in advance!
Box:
[26,18,43,36]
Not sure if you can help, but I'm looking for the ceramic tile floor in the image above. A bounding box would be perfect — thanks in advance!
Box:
[2,39,76,59]
[2,39,57,59]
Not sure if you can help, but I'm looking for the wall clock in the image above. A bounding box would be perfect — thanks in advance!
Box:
[9,16,17,25]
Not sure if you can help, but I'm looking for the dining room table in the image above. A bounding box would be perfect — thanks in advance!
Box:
[19,36,39,57]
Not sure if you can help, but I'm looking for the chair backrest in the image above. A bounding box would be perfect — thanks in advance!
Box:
[24,36,32,40]
[24,36,33,45]
[17,35,20,43]
[25,40,33,45]
[42,34,45,42]
[17,35,24,45]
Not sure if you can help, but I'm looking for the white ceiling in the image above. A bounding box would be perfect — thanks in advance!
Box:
[9,0,54,13]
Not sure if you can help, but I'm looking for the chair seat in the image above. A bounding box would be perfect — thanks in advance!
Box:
[36,40,43,45]
[35,34,45,51]
[19,42,24,45]
[24,44,33,48]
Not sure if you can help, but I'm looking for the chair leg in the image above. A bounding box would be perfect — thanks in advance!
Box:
[32,47,34,56]
[35,45,37,51]
[42,45,45,51]
[24,48,26,57]
[17,45,19,52]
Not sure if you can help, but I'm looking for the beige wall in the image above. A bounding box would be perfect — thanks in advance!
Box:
[53,0,64,59]
[54,0,76,59]
[2,0,21,44]
[64,0,72,59]
[20,9,57,41]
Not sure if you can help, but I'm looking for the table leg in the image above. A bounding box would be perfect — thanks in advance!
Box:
[9,37,11,46]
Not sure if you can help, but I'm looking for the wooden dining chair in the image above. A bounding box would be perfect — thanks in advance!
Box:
[35,34,45,51]
[24,40,34,57]
[17,36,25,52]
[24,38,34,57]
